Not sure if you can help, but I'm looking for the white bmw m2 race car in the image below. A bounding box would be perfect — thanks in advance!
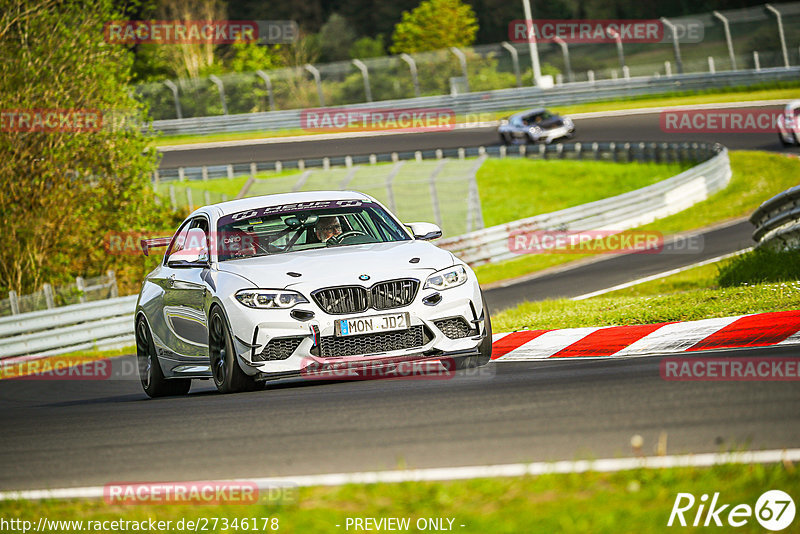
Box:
[135,191,492,397]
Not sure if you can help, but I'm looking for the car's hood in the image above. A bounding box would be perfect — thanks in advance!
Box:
[216,240,456,290]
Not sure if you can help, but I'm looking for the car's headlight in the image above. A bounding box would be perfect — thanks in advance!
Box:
[235,289,309,309]
[424,265,468,291]
[530,126,542,135]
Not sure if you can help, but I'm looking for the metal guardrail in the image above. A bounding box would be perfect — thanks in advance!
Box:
[151,68,800,137]
[2,141,731,358]
[0,295,137,359]
[438,142,731,265]
[1,271,118,317]
[750,184,800,248]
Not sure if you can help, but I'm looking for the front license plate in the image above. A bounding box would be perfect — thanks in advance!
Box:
[335,313,410,337]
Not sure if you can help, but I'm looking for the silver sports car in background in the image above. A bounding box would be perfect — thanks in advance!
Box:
[135,191,492,397]
[778,100,800,146]
[498,108,575,145]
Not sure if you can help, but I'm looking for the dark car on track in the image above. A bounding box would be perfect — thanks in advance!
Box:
[498,108,575,145]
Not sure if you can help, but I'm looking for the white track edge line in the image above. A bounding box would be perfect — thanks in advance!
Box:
[2,448,798,501]
[571,248,752,301]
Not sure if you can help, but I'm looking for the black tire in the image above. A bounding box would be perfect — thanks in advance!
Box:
[136,317,191,398]
[500,133,511,145]
[779,131,791,147]
[208,307,259,393]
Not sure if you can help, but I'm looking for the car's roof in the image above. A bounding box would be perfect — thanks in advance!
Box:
[191,190,375,218]
[509,108,548,120]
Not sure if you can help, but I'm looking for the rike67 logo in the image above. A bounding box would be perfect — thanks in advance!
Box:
[668,490,795,530]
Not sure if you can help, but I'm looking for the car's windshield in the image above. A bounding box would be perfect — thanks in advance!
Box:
[216,200,411,261]
[523,111,552,125]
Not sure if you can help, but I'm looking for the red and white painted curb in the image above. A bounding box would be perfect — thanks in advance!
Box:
[491,310,800,361]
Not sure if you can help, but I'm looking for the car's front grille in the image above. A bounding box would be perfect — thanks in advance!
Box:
[371,279,418,310]
[319,326,425,358]
[255,336,304,361]
[312,286,369,315]
[312,279,419,315]
[434,317,476,339]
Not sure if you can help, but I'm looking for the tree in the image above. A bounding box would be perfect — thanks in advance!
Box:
[349,35,386,59]
[156,0,227,79]
[226,41,285,73]
[390,0,479,54]
[0,0,164,296]
[318,13,357,62]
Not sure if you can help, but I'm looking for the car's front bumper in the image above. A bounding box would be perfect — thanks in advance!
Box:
[222,280,487,379]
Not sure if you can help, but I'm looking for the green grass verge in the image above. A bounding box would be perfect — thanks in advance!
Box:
[151,81,799,147]
[718,248,800,287]
[475,151,800,287]
[477,159,688,227]
[2,463,795,533]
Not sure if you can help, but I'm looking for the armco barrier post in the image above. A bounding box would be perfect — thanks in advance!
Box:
[428,160,446,229]
[107,271,118,299]
[8,291,19,316]
[75,277,86,304]
[304,64,325,107]
[500,42,522,87]
[43,284,55,309]
[352,59,373,102]
[255,70,276,111]
[186,188,194,211]
[400,53,421,98]
[208,75,228,115]
[765,4,790,69]
[163,80,182,120]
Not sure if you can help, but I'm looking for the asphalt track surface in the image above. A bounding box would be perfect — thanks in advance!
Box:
[1,104,799,492]
[484,219,754,312]
[159,103,799,168]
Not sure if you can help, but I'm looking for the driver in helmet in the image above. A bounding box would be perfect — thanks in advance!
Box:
[315,216,343,242]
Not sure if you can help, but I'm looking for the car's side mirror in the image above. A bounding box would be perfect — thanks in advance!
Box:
[406,222,442,241]
[168,228,209,267]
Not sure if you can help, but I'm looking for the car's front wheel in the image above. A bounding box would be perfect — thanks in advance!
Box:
[208,306,259,393]
[136,316,191,398]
